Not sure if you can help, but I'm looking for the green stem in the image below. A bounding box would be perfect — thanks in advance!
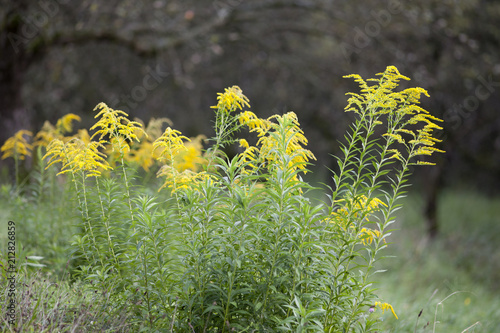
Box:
[14,152,19,190]
[81,172,105,269]
[95,177,121,278]
[69,172,91,264]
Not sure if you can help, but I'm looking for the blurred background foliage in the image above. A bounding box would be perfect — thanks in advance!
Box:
[1,0,500,235]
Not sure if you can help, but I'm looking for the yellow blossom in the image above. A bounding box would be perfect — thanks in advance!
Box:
[343,66,413,116]
[174,135,207,172]
[383,133,404,144]
[238,144,260,174]
[257,112,316,177]
[35,114,82,148]
[34,121,58,147]
[239,139,250,149]
[238,111,272,137]
[153,128,210,191]
[105,137,131,163]
[333,195,386,220]
[75,129,91,145]
[345,66,445,164]
[211,85,250,114]
[374,301,398,319]
[359,228,384,245]
[56,113,81,134]
[128,140,155,172]
[145,117,173,140]
[156,165,211,192]
[1,130,33,160]
[44,138,111,178]
[153,127,190,163]
[90,103,146,150]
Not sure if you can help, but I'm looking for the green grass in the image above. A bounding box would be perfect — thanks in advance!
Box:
[376,188,500,332]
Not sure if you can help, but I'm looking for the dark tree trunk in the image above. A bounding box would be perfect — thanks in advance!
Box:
[423,163,444,239]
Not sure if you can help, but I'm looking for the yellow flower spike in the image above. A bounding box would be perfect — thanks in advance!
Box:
[174,135,207,172]
[394,128,416,138]
[383,133,404,144]
[416,161,436,166]
[211,85,250,114]
[239,139,250,149]
[56,113,81,135]
[128,140,155,172]
[238,144,260,175]
[387,149,403,161]
[253,112,316,179]
[44,139,65,168]
[359,228,385,245]
[90,102,146,145]
[34,121,58,147]
[345,66,445,164]
[238,111,271,137]
[120,117,173,172]
[328,195,387,231]
[1,130,33,160]
[72,140,111,178]
[75,129,91,145]
[44,138,111,178]
[344,66,412,116]
[153,127,190,164]
[374,301,398,319]
[156,164,211,192]
[238,111,267,131]
[145,117,173,140]
[132,117,147,141]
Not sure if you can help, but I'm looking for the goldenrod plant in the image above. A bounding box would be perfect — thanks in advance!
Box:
[1,130,33,188]
[0,66,444,332]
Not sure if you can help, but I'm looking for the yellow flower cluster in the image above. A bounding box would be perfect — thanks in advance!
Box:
[373,301,398,319]
[261,112,316,172]
[1,130,33,160]
[175,135,207,172]
[153,127,190,163]
[153,128,209,192]
[238,139,259,173]
[344,66,444,164]
[237,111,316,179]
[34,113,81,147]
[129,142,154,171]
[144,117,172,140]
[238,111,270,133]
[333,195,387,221]
[111,117,172,172]
[211,85,250,114]
[343,66,413,116]
[156,165,211,192]
[90,103,145,153]
[325,195,387,245]
[56,113,81,135]
[44,138,111,178]
[34,121,58,147]
[359,227,384,245]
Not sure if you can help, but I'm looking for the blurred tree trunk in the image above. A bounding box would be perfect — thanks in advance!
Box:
[424,163,444,239]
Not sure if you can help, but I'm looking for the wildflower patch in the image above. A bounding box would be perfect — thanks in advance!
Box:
[0,66,443,332]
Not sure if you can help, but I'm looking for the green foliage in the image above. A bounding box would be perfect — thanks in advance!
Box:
[1,66,444,332]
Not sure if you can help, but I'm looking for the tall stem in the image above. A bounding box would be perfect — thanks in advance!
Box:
[95,177,121,277]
